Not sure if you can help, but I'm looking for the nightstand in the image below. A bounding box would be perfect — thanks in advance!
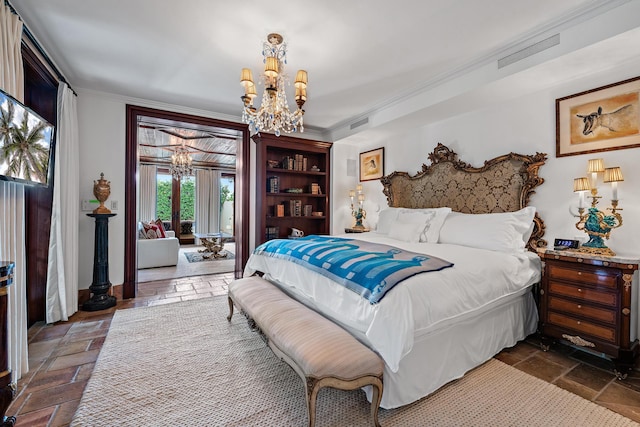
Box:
[539,249,639,378]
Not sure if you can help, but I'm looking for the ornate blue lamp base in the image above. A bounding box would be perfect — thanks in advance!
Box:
[578,244,615,257]
[575,207,619,257]
[352,208,366,230]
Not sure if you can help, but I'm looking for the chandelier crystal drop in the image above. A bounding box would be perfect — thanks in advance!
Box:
[240,33,307,136]
[170,145,193,180]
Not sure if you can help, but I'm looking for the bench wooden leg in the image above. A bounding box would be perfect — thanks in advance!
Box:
[226,296,234,321]
[306,378,320,427]
[305,376,383,427]
[369,378,383,427]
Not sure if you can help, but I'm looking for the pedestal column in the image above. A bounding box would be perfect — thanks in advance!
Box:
[0,261,16,427]
[83,213,117,311]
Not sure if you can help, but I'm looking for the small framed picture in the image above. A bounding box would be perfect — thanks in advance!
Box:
[556,75,640,157]
[359,147,384,182]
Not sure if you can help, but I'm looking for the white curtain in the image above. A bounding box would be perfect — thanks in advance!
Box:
[0,5,24,102]
[195,169,220,238]
[139,164,157,222]
[0,3,28,380]
[45,82,79,323]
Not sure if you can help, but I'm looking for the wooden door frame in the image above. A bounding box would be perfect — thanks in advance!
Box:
[124,105,250,299]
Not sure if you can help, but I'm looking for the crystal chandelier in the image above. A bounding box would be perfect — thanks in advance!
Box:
[170,144,193,180]
[240,33,307,136]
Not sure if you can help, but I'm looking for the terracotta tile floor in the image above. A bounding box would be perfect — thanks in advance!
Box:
[6,274,640,426]
[6,272,234,427]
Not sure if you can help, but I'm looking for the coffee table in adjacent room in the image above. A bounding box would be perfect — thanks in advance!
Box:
[194,233,232,259]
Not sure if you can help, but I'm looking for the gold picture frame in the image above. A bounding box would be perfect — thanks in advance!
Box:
[556,75,640,157]
[359,147,384,181]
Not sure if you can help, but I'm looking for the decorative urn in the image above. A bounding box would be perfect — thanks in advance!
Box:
[93,172,112,214]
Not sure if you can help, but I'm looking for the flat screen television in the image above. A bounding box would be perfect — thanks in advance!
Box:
[0,88,55,187]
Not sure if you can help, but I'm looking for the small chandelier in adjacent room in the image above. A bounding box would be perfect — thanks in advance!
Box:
[170,144,193,180]
[240,33,307,136]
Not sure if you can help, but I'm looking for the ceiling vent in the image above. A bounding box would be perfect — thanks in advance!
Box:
[498,34,560,69]
[350,117,369,130]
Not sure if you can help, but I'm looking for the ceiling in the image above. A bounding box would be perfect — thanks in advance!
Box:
[11,0,640,141]
[137,117,239,170]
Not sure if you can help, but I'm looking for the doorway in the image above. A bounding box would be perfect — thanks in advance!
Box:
[125,105,250,299]
[219,174,235,238]
[154,169,195,244]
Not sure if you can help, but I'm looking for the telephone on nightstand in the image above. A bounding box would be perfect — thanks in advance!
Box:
[554,238,580,251]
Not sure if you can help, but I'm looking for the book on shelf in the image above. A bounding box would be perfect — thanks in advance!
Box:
[276,204,285,217]
[267,176,280,193]
[310,183,322,194]
[287,199,302,217]
[280,154,309,171]
[303,205,313,216]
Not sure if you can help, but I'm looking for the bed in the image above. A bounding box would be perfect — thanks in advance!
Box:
[245,143,548,409]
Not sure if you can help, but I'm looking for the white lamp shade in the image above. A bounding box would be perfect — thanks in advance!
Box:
[240,68,254,87]
[246,83,257,99]
[264,57,279,78]
[573,177,590,192]
[294,70,308,88]
[603,167,624,183]
[587,158,605,173]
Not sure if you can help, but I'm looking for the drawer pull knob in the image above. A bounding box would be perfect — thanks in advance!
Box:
[577,321,581,325]
[578,288,582,292]
[577,272,582,275]
[577,305,582,309]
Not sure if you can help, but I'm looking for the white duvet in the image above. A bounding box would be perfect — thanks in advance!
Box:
[244,233,541,372]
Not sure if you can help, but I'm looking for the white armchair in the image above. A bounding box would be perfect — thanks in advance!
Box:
[138,230,179,269]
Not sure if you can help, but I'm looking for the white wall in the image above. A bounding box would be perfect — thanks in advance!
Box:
[77,92,127,290]
[338,61,640,258]
[330,142,361,234]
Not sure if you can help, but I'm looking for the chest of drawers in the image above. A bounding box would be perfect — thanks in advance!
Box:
[539,249,639,377]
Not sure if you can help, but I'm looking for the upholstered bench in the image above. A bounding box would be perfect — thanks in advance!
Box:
[227,276,384,427]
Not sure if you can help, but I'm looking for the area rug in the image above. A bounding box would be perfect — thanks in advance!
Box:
[72,297,639,427]
[184,251,234,263]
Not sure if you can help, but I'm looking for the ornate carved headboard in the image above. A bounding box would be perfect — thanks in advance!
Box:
[380,143,548,251]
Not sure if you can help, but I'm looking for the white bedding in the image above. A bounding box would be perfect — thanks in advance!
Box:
[244,233,541,372]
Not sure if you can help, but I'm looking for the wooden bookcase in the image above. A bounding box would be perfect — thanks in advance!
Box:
[253,133,332,245]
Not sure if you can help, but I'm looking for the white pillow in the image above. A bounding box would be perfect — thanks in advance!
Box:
[387,221,424,243]
[438,206,536,253]
[396,207,452,243]
[375,208,402,234]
